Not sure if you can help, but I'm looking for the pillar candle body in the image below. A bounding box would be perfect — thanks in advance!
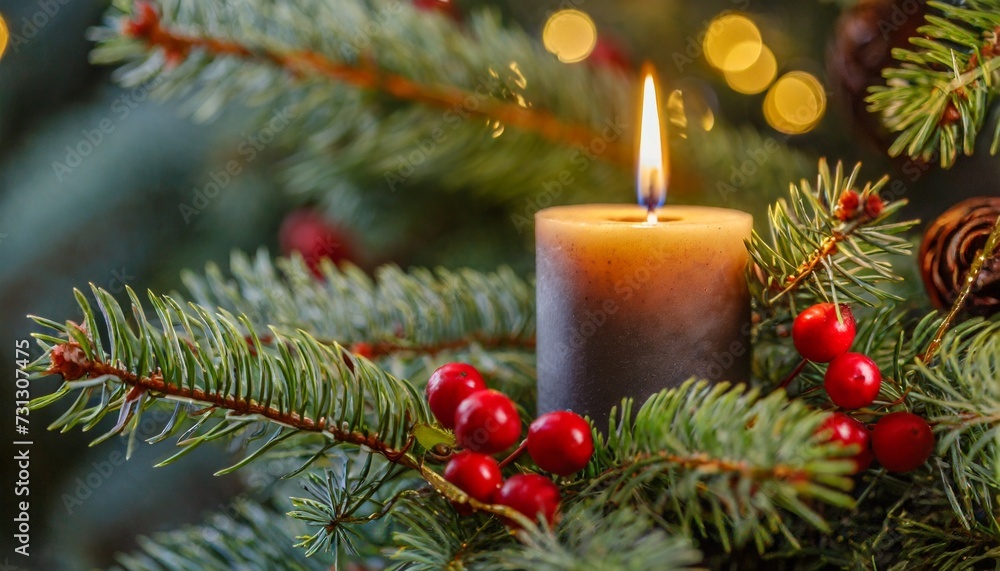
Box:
[535,204,753,425]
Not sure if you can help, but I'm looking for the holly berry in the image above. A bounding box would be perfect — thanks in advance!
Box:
[792,303,856,362]
[871,412,935,472]
[587,36,632,72]
[864,194,885,219]
[454,389,522,454]
[279,208,356,278]
[494,474,561,526]
[835,190,861,221]
[824,352,882,409]
[817,412,872,473]
[527,411,594,476]
[426,363,487,429]
[412,0,461,20]
[444,451,503,506]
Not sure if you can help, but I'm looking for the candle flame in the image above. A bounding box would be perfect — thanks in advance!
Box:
[637,67,668,218]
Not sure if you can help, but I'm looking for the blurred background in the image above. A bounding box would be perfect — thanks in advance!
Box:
[0,0,994,568]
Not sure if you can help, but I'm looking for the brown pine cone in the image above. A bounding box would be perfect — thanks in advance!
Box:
[919,197,1000,316]
[826,0,927,150]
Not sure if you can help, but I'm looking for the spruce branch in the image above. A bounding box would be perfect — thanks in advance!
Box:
[585,380,858,551]
[748,159,918,314]
[482,501,702,570]
[180,250,535,357]
[908,318,1000,537]
[112,501,333,570]
[113,0,630,164]
[27,274,537,529]
[867,0,1000,166]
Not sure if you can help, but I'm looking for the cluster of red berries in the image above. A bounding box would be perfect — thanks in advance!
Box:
[793,303,934,473]
[425,363,594,525]
[835,189,885,222]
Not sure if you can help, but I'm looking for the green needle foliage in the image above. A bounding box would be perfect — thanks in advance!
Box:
[112,501,332,571]
[868,0,1000,166]
[589,381,856,552]
[748,160,919,316]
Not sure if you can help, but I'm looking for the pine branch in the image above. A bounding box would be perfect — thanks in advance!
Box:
[389,494,514,570]
[180,250,535,357]
[867,0,1000,166]
[89,0,633,206]
[908,317,1000,537]
[111,501,333,571]
[287,454,415,559]
[481,501,702,570]
[584,380,858,552]
[111,0,630,164]
[748,159,919,315]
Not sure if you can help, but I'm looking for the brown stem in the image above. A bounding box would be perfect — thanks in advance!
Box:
[497,438,528,470]
[769,233,845,305]
[124,4,631,166]
[45,341,534,528]
[778,358,807,391]
[921,216,1000,363]
[352,334,536,359]
[607,450,815,484]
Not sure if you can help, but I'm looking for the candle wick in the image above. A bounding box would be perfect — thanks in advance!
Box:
[646,204,657,224]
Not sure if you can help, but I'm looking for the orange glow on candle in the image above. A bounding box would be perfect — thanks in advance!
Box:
[637,67,668,221]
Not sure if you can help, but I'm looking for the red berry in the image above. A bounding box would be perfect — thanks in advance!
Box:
[412,0,461,20]
[444,451,503,506]
[426,363,487,429]
[792,303,856,362]
[494,474,561,526]
[824,352,882,409]
[527,411,594,476]
[836,190,861,221]
[454,389,521,454]
[864,194,885,219]
[587,36,632,72]
[817,412,872,473]
[279,209,356,278]
[871,412,935,472]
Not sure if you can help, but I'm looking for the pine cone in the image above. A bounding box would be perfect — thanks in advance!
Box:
[826,0,927,149]
[919,197,1000,317]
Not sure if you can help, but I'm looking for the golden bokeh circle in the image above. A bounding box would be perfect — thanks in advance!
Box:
[704,14,762,72]
[0,13,9,62]
[543,10,598,64]
[724,45,776,94]
[763,71,826,134]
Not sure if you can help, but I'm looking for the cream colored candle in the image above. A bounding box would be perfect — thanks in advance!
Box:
[535,204,752,424]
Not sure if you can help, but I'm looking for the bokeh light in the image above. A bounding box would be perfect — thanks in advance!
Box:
[723,45,776,94]
[667,89,715,137]
[0,12,9,61]
[763,71,826,134]
[543,10,598,64]
[703,14,762,72]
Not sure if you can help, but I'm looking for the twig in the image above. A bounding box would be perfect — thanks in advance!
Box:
[921,215,1000,363]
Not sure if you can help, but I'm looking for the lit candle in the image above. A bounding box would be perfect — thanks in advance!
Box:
[535,70,752,425]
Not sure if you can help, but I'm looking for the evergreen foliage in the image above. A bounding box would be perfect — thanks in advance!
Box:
[19,0,1000,567]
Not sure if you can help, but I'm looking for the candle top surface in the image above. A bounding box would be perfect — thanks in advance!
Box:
[536,204,752,228]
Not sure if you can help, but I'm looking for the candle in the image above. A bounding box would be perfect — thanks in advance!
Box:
[534,70,752,425]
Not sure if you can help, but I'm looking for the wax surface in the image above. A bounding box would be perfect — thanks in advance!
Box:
[535,204,753,426]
